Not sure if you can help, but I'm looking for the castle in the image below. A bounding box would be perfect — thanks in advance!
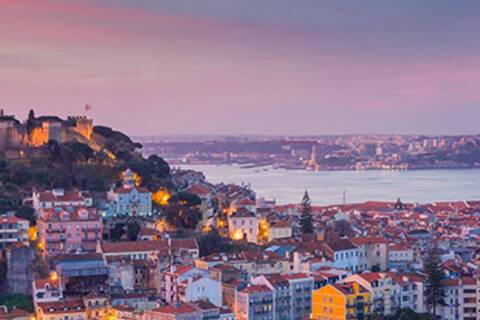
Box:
[0,109,94,158]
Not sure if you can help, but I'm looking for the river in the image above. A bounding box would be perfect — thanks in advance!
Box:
[179,164,480,205]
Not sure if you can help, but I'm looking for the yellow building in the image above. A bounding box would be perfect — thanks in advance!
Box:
[311,282,372,320]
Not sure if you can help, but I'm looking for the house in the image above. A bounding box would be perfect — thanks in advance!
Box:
[351,237,388,271]
[107,169,152,217]
[388,243,414,271]
[144,303,201,320]
[441,277,478,320]
[33,276,63,306]
[268,219,292,242]
[0,306,32,320]
[32,189,93,211]
[5,244,36,294]
[0,214,29,250]
[162,265,222,306]
[235,285,274,320]
[228,208,258,243]
[252,273,313,320]
[324,239,361,272]
[37,207,102,257]
[311,282,372,320]
[343,272,398,316]
[35,299,86,320]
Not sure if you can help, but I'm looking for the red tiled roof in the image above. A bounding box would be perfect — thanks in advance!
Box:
[0,215,28,224]
[154,303,197,315]
[241,284,272,294]
[37,299,85,314]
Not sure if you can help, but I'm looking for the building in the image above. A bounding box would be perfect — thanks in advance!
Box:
[35,299,86,320]
[235,284,274,320]
[56,253,108,295]
[162,265,222,306]
[324,239,361,272]
[0,306,32,320]
[0,214,29,250]
[37,206,102,257]
[268,219,292,242]
[5,244,36,294]
[32,189,92,211]
[107,169,152,217]
[311,282,372,320]
[283,274,314,320]
[351,237,388,271]
[33,276,63,306]
[441,277,478,320]
[343,272,397,316]
[82,292,111,320]
[144,303,201,320]
[228,208,258,243]
[388,243,414,271]
[251,274,291,320]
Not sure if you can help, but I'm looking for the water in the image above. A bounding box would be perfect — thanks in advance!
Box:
[179,164,480,205]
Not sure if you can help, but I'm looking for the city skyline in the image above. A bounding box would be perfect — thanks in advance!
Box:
[2,0,480,136]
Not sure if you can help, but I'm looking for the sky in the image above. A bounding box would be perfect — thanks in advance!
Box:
[1,0,480,136]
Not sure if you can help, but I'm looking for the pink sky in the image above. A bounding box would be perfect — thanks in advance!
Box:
[1,0,480,135]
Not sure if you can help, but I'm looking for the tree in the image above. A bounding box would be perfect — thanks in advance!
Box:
[126,218,141,241]
[197,229,232,256]
[300,190,313,234]
[424,249,445,318]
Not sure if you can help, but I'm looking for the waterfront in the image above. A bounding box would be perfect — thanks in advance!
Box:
[180,164,480,205]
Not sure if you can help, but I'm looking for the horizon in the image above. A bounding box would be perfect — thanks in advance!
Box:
[2,0,480,136]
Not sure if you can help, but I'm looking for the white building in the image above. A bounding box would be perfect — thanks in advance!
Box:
[162,265,222,307]
[107,169,152,217]
[324,239,361,272]
[268,219,292,242]
[228,208,258,243]
[32,189,92,211]
[388,243,414,270]
[0,214,29,250]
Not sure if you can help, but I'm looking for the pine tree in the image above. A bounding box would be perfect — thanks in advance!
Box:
[300,190,313,234]
[424,249,445,318]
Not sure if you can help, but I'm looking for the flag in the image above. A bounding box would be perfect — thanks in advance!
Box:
[85,104,92,112]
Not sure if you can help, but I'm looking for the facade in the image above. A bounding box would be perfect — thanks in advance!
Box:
[33,277,63,306]
[6,245,36,294]
[351,237,388,271]
[35,299,86,320]
[0,214,29,250]
[37,207,102,257]
[32,189,92,211]
[235,284,274,320]
[388,243,414,271]
[324,240,361,272]
[145,303,201,320]
[311,282,372,320]
[107,169,152,217]
[268,219,292,242]
[441,277,479,320]
[343,273,397,316]
[162,265,222,306]
[228,208,258,243]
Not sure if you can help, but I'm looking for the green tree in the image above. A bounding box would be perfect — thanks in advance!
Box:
[424,249,445,318]
[300,190,313,234]
[126,218,142,241]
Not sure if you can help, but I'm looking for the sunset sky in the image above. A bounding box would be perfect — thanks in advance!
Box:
[1,0,480,135]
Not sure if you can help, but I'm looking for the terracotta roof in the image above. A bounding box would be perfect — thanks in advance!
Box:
[237,198,256,206]
[34,277,60,289]
[184,184,210,196]
[351,237,387,246]
[37,299,85,314]
[230,208,255,218]
[326,239,356,252]
[101,238,198,254]
[38,191,85,202]
[240,284,272,294]
[39,207,100,222]
[0,215,28,225]
[114,186,150,194]
[154,303,197,315]
[270,219,292,229]
[0,308,31,319]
